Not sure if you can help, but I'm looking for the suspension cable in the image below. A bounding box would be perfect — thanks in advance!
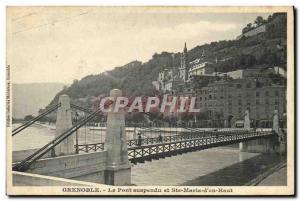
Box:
[12,103,61,136]
[13,109,101,172]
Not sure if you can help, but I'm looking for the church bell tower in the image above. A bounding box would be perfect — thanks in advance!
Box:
[179,42,189,82]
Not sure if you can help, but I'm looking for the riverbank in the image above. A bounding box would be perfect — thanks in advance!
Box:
[181,154,286,186]
[257,166,287,186]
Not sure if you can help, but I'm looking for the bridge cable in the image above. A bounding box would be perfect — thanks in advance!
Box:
[12,103,61,136]
[13,109,102,172]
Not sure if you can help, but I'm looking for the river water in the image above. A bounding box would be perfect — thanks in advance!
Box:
[12,124,285,186]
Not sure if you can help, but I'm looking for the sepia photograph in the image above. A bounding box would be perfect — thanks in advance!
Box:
[6,6,294,196]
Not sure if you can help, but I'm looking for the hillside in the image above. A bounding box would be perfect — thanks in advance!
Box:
[48,13,287,109]
[12,83,65,119]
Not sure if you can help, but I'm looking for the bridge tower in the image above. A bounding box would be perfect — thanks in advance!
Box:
[104,89,131,185]
[55,94,74,156]
[240,110,285,154]
[273,110,287,155]
[239,110,251,151]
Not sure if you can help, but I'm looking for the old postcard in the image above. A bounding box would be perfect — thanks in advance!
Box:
[6,6,294,196]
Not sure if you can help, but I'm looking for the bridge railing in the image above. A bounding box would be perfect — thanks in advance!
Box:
[74,143,105,153]
[74,130,272,154]
[127,130,272,164]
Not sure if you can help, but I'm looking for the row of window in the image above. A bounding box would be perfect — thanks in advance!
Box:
[256,99,280,105]
[227,106,280,114]
[199,99,281,109]
[228,83,253,88]
[228,99,280,105]
[197,90,281,101]
[256,91,280,97]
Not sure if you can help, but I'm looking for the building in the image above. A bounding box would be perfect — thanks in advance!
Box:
[154,43,220,93]
[195,79,286,128]
[225,68,274,80]
[236,24,267,39]
[153,42,286,128]
[188,59,215,76]
[154,68,181,93]
[154,43,190,93]
[273,66,287,78]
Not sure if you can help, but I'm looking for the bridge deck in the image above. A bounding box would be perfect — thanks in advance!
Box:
[75,130,273,164]
[128,131,273,164]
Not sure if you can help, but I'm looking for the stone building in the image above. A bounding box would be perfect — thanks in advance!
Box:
[195,79,286,128]
[236,24,267,39]
[189,61,215,76]
[154,43,190,93]
[154,68,181,93]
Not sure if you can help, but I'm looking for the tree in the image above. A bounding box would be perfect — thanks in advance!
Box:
[24,115,34,121]
[254,16,264,26]
[246,23,253,29]
[267,15,273,22]
[242,23,253,34]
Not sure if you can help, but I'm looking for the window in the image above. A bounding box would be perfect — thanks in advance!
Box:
[256,91,260,97]
[275,91,279,96]
[265,91,269,96]
[246,83,252,88]
[237,84,242,89]
[265,99,269,104]
[209,95,212,99]
[238,99,242,105]
[228,94,232,99]
[228,101,232,106]
[256,99,260,105]
[238,107,242,114]
[199,97,202,101]
[275,100,279,105]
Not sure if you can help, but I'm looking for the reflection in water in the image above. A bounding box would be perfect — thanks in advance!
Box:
[131,148,258,186]
[181,153,286,186]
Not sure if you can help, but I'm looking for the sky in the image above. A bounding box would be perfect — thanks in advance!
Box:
[7,7,272,84]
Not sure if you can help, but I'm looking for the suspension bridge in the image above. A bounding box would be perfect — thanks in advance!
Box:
[11,89,286,186]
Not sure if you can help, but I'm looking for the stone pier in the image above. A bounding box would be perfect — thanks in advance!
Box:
[55,94,74,156]
[104,89,131,185]
[240,110,284,154]
[239,110,251,151]
[273,110,287,155]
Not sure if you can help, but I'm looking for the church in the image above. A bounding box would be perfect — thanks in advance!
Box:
[153,43,190,94]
